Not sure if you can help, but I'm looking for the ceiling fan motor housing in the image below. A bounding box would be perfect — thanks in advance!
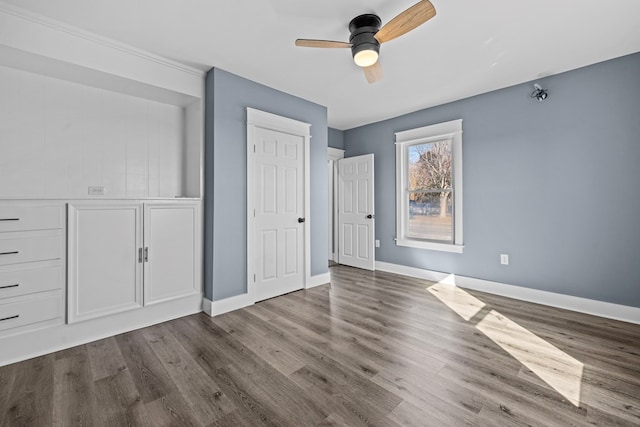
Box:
[349,14,382,64]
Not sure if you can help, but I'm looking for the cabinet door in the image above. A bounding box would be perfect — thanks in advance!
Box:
[68,203,143,323]
[143,202,200,305]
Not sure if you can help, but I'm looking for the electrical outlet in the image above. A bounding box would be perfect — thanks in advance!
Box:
[500,254,509,265]
[88,186,105,196]
[375,239,380,248]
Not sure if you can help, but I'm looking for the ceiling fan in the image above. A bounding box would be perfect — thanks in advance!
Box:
[295,0,436,84]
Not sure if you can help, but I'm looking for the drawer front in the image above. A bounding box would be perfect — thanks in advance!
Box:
[0,266,63,299]
[0,206,63,233]
[0,236,62,266]
[0,291,62,332]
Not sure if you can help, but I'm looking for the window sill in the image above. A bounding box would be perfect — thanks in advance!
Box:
[396,238,464,253]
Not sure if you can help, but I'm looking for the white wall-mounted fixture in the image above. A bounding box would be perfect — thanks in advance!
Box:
[500,254,509,265]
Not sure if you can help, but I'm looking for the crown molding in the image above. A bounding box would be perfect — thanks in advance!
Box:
[0,1,205,78]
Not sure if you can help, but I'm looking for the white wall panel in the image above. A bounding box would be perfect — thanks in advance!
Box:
[100,89,127,197]
[124,96,149,198]
[0,65,186,199]
[154,102,183,198]
[184,101,202,197]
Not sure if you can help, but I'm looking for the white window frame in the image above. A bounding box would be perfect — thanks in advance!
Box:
[395,119,464,253]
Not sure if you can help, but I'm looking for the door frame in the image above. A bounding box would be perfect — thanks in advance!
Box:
[328,147,344,262]
[246,107,311,302]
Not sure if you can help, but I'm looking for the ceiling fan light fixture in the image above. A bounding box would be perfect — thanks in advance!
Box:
[349,14,382,68]
[353,48,379,67]
[294,2,437,83]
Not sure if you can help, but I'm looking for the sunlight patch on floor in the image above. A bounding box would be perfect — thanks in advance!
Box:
[427,282,583,406]
[427,280,485,321]
[476,310,583,406]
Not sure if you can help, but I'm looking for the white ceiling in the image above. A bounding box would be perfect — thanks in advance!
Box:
[4,0,640,130]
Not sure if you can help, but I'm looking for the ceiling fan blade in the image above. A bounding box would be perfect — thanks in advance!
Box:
[295,39,352,48]
[375,0,436,44]
[363,61,383,84]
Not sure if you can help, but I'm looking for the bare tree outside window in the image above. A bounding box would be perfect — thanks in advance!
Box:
[407,139,453,242]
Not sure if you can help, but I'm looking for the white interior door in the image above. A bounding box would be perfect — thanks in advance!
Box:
[338,154,375,270]
[252,127,305,301]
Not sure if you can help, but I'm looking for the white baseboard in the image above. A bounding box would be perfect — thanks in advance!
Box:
[203,293,254,317]
[376,261,452,283]
[201,297,213,315]
[0,293,203,367]
[307,272,331,289]
[204,273,331,317]
[375,261,640,325]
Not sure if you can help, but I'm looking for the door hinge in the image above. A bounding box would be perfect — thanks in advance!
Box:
[253,274,256,282]
[138,248,143,263]
[253,209,256,218]
[253,144,256,153]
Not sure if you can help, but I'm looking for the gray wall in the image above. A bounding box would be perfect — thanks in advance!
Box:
[343,52,640,308]
[328,127,345,149]
[205,68,328,301]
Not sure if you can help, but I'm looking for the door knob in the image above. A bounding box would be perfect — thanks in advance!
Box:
[366,214,375,219]
[298,218,305,223]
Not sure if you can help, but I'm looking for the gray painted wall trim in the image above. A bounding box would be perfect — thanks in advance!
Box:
[328,127,345,149]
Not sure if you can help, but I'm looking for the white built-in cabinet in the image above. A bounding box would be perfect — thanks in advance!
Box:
[143,203,200,305]
[67,201,201,323]
[0,202,66,336]
[0,4,204,365]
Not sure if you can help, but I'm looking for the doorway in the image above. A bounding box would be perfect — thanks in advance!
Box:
[328,150,376,271]
[247,108,311,302]
[328,147,344,263]
[337,153,375,270]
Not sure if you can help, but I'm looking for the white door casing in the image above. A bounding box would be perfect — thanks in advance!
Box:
[328,161,333,260]
[247,108,311,302]
[338,154,375,270]
[327,147,345,262]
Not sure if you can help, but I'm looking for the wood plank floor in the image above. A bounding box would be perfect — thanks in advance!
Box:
[1,264,640,426]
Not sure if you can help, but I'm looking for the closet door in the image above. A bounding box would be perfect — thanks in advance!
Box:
[143,202,200,305]
[68,202,143,323]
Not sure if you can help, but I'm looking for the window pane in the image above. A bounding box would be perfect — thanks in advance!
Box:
[408,140,452,191]
[407,191,453,242]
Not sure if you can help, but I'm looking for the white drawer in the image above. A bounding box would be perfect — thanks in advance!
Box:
[0,291,62,332]
[0,205,64,233]
[0,266,63,299]
[0,235,62,266]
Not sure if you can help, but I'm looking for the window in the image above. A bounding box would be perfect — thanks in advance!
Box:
[396,119,463,253]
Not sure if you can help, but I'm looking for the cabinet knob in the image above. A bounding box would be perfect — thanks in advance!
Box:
[298,218,305,223]
[366,214,375,219]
